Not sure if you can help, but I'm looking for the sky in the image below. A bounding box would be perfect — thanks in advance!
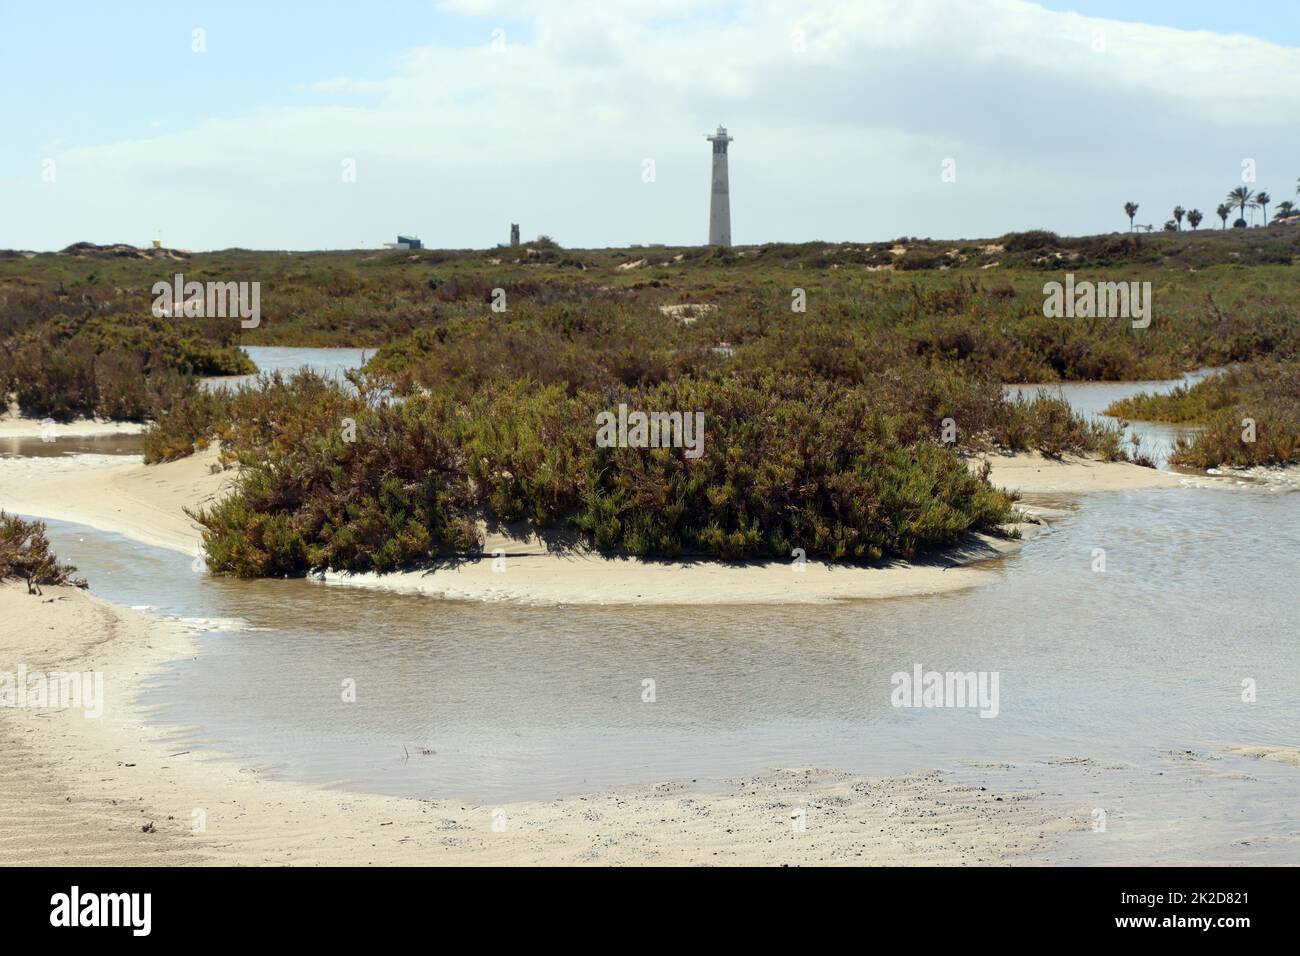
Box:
[2,0,1299,250]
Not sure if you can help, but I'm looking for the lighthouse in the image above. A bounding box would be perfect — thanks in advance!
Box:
[706,125,733,246]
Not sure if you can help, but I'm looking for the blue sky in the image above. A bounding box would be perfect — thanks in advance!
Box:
[0,3,532,149]
[3,1,1299,250]
[1037,0,1300,45]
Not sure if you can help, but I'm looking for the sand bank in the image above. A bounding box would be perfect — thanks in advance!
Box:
[322,526,1031,605]
[0,409,146,439]
[329,450,1182,604]
[1,453,1041,604]
[1226,745,1300,768]
[971,450,1183,493]
[0,446,227,555]
[0,445,1034,604]
[0,447,1191,605]
[0,583,1085,865]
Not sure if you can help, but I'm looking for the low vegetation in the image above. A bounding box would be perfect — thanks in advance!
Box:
[174,362,1126,576]
[1106,363,1300,468]
[187,373,1036,575]
[0,312,253,421]
[0,512,86,593]
[4,227,1297,574]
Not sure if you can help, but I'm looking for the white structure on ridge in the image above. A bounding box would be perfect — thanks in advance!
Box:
[706,125,733,246]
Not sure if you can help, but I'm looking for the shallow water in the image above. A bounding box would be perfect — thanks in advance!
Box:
[12,361,1300,862]
[34,476,1300,862]
[1,432,144,459]
[201,345,375,391]
[44,479,1296,785]
[1007,368,1219,468]
[2,346,367,457]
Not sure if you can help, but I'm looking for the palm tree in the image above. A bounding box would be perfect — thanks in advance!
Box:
[1172,206,1186,230]
[1274,200,1296,221]
[1216,203,1231,229]
[1187,209,1203,230]
[1124,202,1139,232]
[1256,191,1271,226]
[1226,186,1255,227]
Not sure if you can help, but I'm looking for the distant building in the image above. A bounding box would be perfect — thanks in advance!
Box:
[510,223,520,247]
[706,125,733,246]
[385,235,423,250]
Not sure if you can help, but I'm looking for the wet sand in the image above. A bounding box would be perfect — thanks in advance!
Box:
[0,583,1085,865]
[968,450,1183,493]
[0,446,230,555]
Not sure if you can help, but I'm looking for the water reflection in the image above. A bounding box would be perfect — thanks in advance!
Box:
[1,433,144,459]
[1006,368,1220,468]
[37,476,1299,819]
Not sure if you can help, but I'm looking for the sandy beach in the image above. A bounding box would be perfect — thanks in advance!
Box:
[0,582,1086,865]
[0,446,230,555]
[0,446,1178,605]
[320,530,1033,605]
[968,450,1184,494]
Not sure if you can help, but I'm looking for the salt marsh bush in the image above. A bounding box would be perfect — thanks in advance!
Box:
[1,312,253,421]
[1107,363,1300,468]
[0,512,86,592]
[188,371,1021,575]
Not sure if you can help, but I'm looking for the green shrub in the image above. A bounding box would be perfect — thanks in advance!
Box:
[0,512,87,592]
[10,342,99,420]
[1172,406,1300,468]
[190,373,1021,575]
[1107,363,1300,468]
[13,241,1298,579]
[994,392,1125,460]
[3,311,253,421]
[1001,230,1062,252]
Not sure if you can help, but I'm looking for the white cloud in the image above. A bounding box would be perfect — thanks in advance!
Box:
[15,0,1300,249]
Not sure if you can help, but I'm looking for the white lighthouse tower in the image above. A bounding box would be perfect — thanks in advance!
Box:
[706,125,733,246]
